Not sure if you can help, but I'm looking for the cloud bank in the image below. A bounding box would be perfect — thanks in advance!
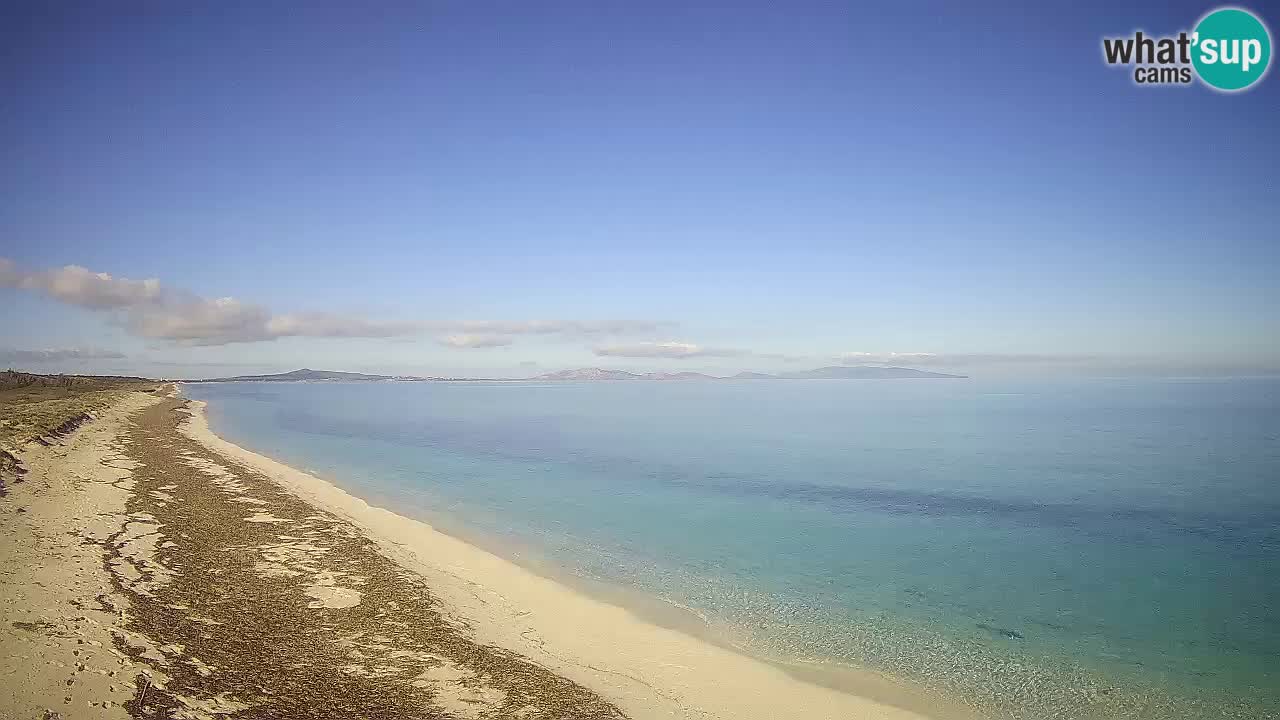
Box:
[593,342,809,362]
[594,341,750,359]
[433,320,667,337]
[439,334,514,349]
[1,259,665,348]
[0,348,127,363]
[837,352,1102,367]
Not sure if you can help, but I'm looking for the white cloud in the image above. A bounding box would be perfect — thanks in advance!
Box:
[439,334,514,349]
[31,265,163,308]
[128,296,277,345]
[594,342,810,361]
[754,351,808,363]
[838,351,940,364]
[2,258,666,348]
[267,313,422,339]
[594,341,749,359]
[837,352,1100,366]
[433,319,669,337]
[0,348,127,362]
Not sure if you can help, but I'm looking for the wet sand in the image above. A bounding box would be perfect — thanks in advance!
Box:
[2,389,935,719]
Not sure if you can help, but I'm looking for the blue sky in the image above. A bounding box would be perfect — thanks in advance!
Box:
[2,1,1277,378]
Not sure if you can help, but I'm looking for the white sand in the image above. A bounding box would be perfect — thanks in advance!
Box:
[180,400,935,720]
[0,391,165,718]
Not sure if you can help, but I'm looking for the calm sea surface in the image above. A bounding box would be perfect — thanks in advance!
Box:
[182,378,1280,718]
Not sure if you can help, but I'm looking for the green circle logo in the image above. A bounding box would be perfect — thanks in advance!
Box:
[1192,7,1272,91]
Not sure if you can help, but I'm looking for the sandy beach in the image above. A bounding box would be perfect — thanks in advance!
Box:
[1,390,164,718]
[2,388,937,719]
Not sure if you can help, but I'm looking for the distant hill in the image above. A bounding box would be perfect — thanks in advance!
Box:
[194,365,966,383]
[532,369,720,381]
[532,368,641,381]
[532,366,964,381]
[191,368,427,383]
[641,371,720,381]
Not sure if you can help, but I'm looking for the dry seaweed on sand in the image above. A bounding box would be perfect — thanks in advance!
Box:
[105,397,627,719]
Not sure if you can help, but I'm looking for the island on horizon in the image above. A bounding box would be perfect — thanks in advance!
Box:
[183,365,967,383]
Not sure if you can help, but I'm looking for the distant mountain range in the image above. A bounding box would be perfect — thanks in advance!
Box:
[532,368,721,381]
[532,366,963,381]
[779,366,964,380]
[188,368,432,383]
[190,366,964,383]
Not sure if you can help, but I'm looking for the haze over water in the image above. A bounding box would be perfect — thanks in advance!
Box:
[185,378,1280,719]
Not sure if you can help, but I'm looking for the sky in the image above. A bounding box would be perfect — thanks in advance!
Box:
[2,1,1278,378]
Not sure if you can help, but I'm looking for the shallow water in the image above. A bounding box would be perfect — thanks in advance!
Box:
[183,378,1280,718]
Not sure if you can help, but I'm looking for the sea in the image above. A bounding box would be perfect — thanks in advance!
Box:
[181,377,1280,719]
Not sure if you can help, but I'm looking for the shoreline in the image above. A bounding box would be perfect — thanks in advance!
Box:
[181,396,943,719]
[4,390,634,718]
[353,493,980,720]
[370,505,968,719]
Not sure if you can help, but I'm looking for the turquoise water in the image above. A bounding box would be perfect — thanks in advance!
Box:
[183,379,1280,718]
